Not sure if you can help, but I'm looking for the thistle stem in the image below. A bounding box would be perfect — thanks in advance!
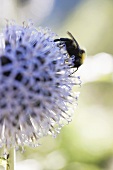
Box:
[5,147,16,170]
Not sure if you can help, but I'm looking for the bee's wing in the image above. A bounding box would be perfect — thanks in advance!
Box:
[67,31,79,48]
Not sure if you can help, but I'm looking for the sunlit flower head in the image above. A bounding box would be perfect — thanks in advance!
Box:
[0,21,81,149]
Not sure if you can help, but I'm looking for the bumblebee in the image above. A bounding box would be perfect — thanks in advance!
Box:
[54,31,86,75]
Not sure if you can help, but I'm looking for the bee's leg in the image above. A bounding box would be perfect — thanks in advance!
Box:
[54,39,60,42]
[60,38,73,42]
[54,38,72,43]
[69,68,78,76]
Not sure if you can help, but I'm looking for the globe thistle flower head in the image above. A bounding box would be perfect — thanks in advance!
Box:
[0,21,81,149]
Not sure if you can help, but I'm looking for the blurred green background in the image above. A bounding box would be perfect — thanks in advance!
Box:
[0,0,113,170]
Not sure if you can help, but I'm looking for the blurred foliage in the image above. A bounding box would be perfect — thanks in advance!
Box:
[59,0,113,56]
[0,0,113,170]
[45,0,113,56]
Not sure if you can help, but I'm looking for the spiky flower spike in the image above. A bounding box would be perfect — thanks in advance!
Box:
[0,22,81,149]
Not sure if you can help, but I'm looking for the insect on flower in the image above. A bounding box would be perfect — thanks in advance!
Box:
[0,22,81,149]
[54,31,86,75]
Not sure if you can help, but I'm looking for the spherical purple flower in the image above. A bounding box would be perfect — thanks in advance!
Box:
[0,22,80,149]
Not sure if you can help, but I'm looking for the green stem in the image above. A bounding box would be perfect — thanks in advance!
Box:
[5,147,16,170]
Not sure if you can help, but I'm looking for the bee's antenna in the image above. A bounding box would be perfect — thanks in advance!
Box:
[67,31,79,49]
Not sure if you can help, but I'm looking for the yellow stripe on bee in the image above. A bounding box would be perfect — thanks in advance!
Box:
[81,52,86,64]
